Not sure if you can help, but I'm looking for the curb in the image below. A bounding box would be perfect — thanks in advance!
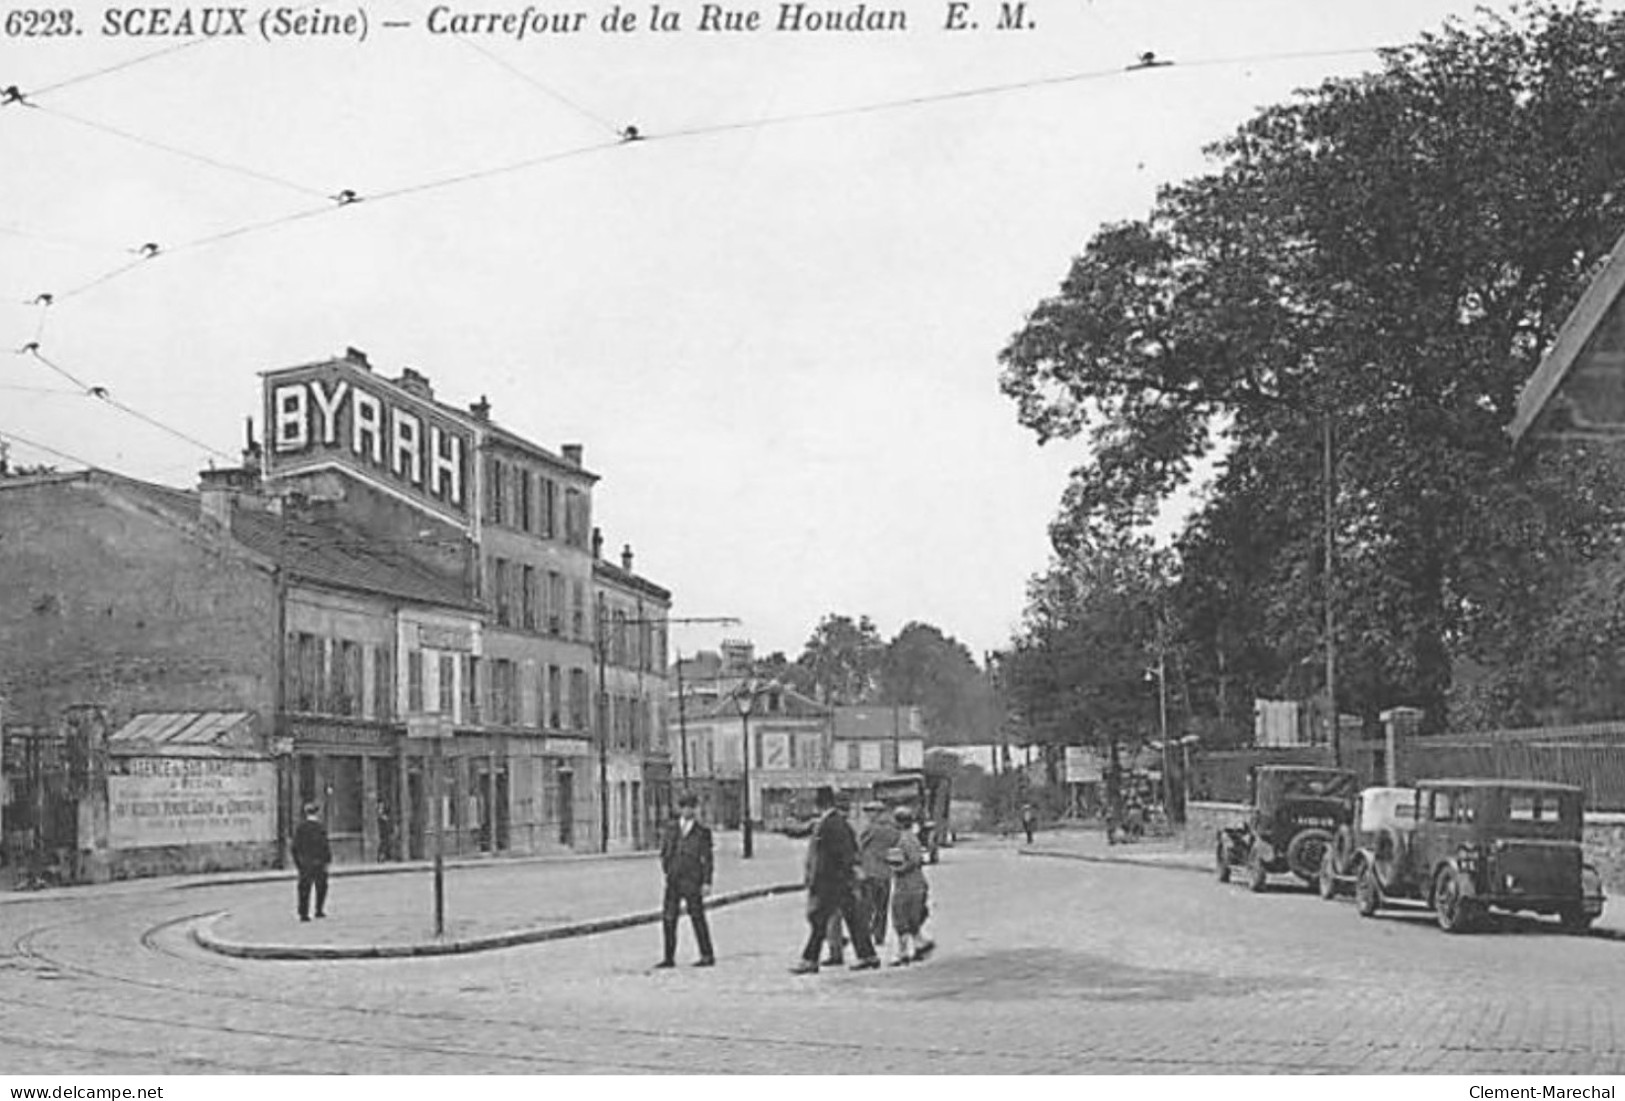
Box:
[1019,846,1212,876]
[191,880,804,960]
[174,848,657,891]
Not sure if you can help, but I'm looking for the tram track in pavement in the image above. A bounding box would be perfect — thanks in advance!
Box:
[0,899,1061,1073]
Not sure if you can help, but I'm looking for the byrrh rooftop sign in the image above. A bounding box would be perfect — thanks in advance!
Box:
[262,352,474,520]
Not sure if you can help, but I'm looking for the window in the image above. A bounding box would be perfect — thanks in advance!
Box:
[547,665,562,728]
[372,646,392,721]
[540,478,557,538]
[491,461,507,526]
[407,650,425,714]
[483,456,500,524]
[1430,790,1474,824]
[530,663,544,729]
[522,566,537,631]
[492,559,511,627]
[465,654,481,726]
[845,742,861,770]
[1509,792,1555,821]
[547,572,564,635]
[331,640,362,716]
[519,470,533,532]
[490,659,517,727]
[572,582,585,640]
[438,653,455,717]
[564,488,582,547]
[569,668,588,730]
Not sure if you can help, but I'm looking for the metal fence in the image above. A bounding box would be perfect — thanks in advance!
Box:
[1191,721,1625,812]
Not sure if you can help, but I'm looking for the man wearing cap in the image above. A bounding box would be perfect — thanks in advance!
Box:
[657,791,716,968]
[857,800,902,948]
[291,802,331,922]
[792,786,880,974]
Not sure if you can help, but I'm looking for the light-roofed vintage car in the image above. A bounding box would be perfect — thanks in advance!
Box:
[1316,785,1417,900]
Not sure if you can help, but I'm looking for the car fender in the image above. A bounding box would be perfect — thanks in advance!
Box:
[1434,858,1481,900]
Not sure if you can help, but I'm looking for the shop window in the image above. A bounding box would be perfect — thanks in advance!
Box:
[331,756,364,834]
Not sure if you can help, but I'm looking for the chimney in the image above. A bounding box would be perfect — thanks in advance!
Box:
[561,443,583,467]
[198,466,258,527]
[394,367,434,401]
[470,395,491,422]
[620,544,634,572]
[344,346,371,370]
[591,526,603,559]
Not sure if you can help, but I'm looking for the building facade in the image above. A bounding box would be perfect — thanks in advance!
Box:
[0,347,676,882]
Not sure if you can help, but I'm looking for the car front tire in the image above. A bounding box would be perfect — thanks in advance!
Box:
[1434,868,1479,934]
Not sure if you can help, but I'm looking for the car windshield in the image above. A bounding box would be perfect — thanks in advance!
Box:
[1273,771,1357,799]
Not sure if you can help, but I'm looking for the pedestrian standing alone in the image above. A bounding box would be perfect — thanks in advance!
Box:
[857,801,901,948]
[1021,803,1038,845]
[792,786,880,974]
[887,806,935,966]
[292,803,331,922]
[657,792,716,968]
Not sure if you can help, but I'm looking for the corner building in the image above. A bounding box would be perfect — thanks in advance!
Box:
[263,348,670,856]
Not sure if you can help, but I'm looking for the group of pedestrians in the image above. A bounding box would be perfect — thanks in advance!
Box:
[656,785,936,974]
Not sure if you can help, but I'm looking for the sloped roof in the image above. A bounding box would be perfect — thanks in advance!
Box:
[1511,230,1625,441]
[110,711,256,747]
[231,508,476,611]
[687,684,829,721]
[832,705,922,741]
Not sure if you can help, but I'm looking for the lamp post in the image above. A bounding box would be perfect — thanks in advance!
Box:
[730,678,768,859]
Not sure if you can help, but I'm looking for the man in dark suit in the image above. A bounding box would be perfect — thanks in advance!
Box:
[291,802,331,922]
[657,791,715,968]
[792,786,880,974]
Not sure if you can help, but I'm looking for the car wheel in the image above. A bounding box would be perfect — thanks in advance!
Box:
[1215,841,1231,883]
[1355,864,1382,917]
[1560,905,1595,934]
[1317,849,1339,900]
[1433,868,1478,934]
[1287,829,1333,884]
[1246,848,1268,893]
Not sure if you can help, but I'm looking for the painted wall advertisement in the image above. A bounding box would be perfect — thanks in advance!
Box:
[109,757,276,849]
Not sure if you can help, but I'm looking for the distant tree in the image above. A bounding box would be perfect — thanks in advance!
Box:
[877,621,997,745]
[751,650,817,698]
[796,614,884,705]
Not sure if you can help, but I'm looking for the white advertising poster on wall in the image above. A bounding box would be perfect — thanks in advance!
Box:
[108,757,277,849]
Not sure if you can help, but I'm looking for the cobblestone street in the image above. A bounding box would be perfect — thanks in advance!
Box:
[3,837,1625,1073]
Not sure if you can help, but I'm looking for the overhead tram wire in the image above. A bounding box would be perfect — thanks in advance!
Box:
[19,41,1392,311]
[0,425,103,469]
[21,346,235,461]
[440,32,624,137]
[35,105,332,200]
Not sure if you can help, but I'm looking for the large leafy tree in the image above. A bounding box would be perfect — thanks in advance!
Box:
[1000,4,1625,730]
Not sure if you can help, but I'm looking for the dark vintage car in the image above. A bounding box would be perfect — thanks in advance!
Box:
[1353,779,1605,934]
[1216,765,1358,891]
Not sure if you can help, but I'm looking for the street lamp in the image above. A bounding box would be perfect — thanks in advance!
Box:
[730,678,773,859]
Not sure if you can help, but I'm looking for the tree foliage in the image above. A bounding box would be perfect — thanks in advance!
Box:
[1000,4,1625,730]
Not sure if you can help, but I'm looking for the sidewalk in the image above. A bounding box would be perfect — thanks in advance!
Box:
[194,831,808,960]
[1018,825,1625,939]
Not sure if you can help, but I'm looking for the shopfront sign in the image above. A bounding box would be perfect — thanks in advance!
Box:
[109,757,276,849]
[265,359,474,521]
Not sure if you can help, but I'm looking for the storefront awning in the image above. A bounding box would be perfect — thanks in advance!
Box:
[109,711,260,756]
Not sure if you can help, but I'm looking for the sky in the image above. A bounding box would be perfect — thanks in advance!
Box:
[0,0,1570,662]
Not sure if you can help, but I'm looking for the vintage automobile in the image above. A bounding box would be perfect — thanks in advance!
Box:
[1216,765,1358,891]
[1316,786,1417,900]
[1352,779,1606,933]
[874,770,953,863]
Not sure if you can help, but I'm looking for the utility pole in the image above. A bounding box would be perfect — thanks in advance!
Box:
[1323,412,1340,766]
